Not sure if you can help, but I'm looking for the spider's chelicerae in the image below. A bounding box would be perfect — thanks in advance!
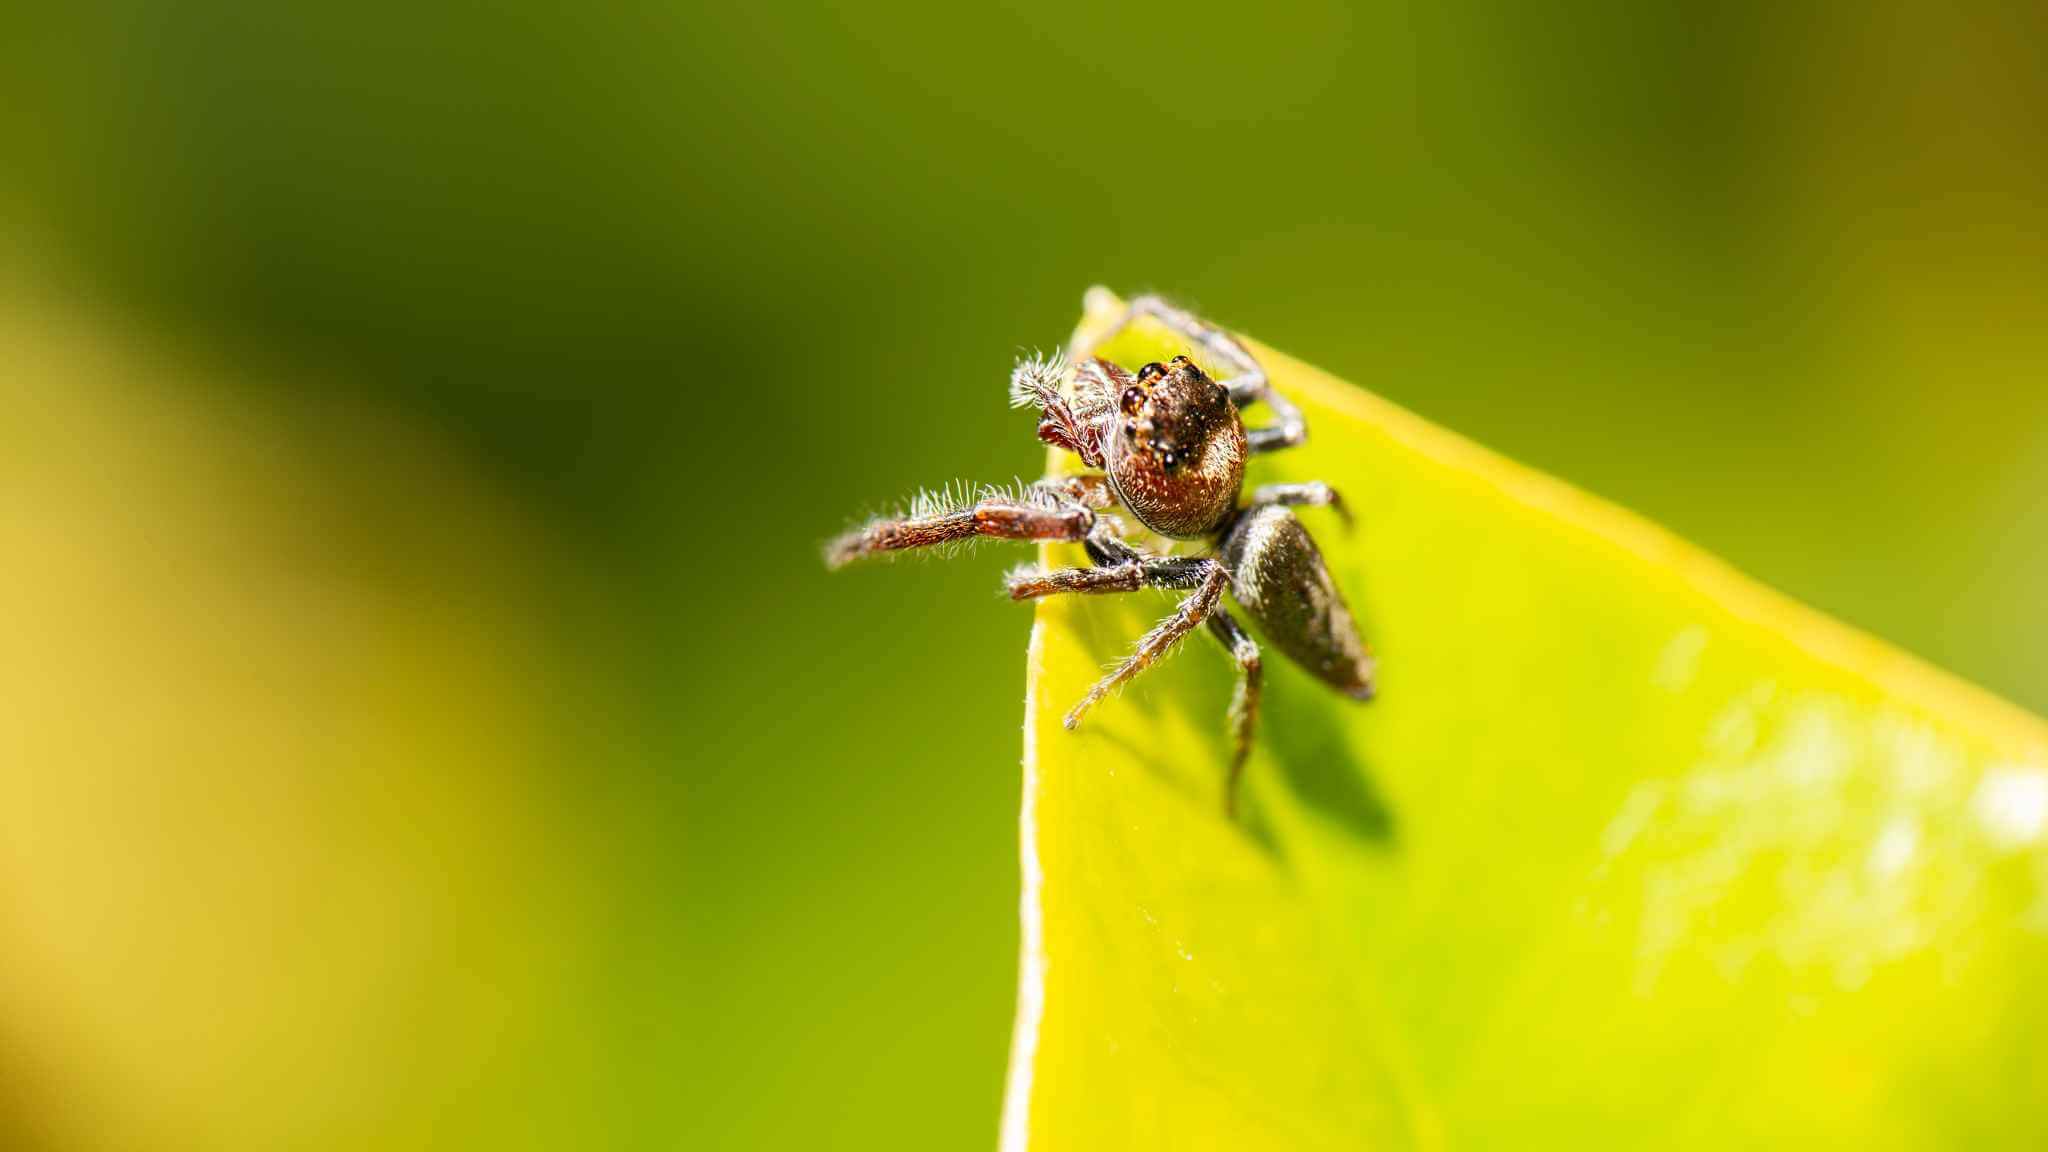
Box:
[825,294,1374,815]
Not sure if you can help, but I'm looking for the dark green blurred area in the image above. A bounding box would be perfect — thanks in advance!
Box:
[1,2,2043,1148]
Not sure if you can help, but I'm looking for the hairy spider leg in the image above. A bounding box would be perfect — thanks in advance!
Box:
[1205,609,1263,816]
[824,483,1094,569]
[1006,523,1214,600]
[1072,291,1307,455]
[1012,548,1266,815]
[1043,559,1232,732]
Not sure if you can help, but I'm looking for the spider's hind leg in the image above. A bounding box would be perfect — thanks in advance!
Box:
[1206,609,1262,816]
[1250,480,1350,527]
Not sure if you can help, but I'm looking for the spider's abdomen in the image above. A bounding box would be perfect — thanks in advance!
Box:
[1221,505,1375,699]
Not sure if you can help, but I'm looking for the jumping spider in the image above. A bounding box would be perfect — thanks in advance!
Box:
[825,294,1374,815]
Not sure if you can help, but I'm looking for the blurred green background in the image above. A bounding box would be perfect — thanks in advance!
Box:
[2,2,2043,1148]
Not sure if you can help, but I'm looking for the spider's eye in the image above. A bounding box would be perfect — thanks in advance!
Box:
[1123,421,1138,441]
[1169,355,1192,368]
[1120,387,1145,414]
[1160,450,1178,472]
[1137,362,1165,383]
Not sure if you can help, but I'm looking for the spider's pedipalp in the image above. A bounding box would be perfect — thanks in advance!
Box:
[1007,348,1069,409]
[1008,349,1108,467]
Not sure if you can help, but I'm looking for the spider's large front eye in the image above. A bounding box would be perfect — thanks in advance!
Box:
[1120,386,1145,414]
[1137,362,1166,384]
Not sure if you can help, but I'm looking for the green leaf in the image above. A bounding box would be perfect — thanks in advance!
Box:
[1003,291,2048,1150]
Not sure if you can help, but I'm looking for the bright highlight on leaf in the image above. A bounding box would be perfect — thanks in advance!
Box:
[1003,291,2048,1151]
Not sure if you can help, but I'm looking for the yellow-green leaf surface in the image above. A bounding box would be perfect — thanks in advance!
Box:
[1003,291,2048,1150]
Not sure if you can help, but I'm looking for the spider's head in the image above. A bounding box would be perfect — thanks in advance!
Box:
[1097,355,1246,539]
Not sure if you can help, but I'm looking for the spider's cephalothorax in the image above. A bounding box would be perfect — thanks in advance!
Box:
[1095,355,1247,539]
[825,293,1374,816]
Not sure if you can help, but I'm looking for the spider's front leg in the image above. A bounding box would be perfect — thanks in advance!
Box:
[824,347,1125,570]
[824,481,1097,569]
[1072,290,1307,455]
